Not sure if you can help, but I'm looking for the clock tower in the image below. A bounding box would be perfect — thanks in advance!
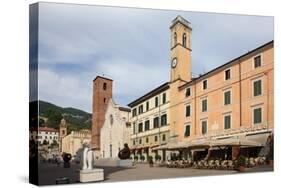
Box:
[170,15,192,82]
[169,16,192,142]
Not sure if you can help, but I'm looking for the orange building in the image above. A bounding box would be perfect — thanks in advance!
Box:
[129,15,274,161]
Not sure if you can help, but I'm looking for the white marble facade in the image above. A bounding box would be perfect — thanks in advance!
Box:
[100,98,131,159]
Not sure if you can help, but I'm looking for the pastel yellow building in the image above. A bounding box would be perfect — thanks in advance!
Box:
[61,129,91,157]
[128,83,170,161]
[128,15,274,161]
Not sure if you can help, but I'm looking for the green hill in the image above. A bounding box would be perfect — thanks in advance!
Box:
[38,100,91,133]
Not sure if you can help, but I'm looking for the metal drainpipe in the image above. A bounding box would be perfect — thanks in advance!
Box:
[194,80,197,136]
[266,71,269,130]
[158,94,161,146]
[136,111,138,157]
[239,59,242,127]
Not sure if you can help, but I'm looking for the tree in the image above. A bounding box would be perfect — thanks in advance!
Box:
[39,118,45,127]
[46,110,62,129]
[51,140,58,147]
[43,140,48,145]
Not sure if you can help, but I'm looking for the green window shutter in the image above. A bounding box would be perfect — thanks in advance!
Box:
[145,120,150,131]
[254,108,262,124]
[154,117,159,128]
[254,56,261,68]
[224,115,231,129]
[155,97,158,107]
[224,91,231,105]
[161,114,167,126]
[186,105,191,117]
[202,99,207,112]
[185,125,190,137]
[162,93,166,104]
[254,80,262,96]
[202,121,207,134]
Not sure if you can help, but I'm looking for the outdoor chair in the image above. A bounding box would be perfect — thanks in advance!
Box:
[245,158,249,167]
[203,160,209,169]
[221,160,228,170]
[208,160,215,169]
[215,160,221,169]
[193,161,199,169]
[249,158,255,167]
[227,160,234,170]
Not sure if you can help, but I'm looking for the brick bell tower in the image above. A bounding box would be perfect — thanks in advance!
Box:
[92,76,113,152]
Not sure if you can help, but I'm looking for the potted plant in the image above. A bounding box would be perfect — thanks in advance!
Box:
[140,155,145,162]
[148,156,154,167]
[155,154,161,162]
[134,155,138,162]
[236,155,246,172]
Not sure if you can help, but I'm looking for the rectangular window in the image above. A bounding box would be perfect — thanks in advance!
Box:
[184,125,190,137]
[162,93,166,104]
[254,55,261,68]
[155,97,159,107]
[224,115,231,130]
[203,80,208,90]
[201,120,207,135]
[154,135,158,142]
[146,101,149,111]
[138,123,143,133]
[225,69,231,80]
[145,120,150,131]
[253,79,262,97]
[185,105,191,117]
[133,123,135,134]
[224,90,231,105]
[153,117,159,128]
[185,87,191,97]
[202,99,207,112]
[132,108,137,117]
[253,107,262,124]
[110,144,112,157]
[160,114,167,126]
[133,140,135,145]
[146,137,149,143]
[162,134,166,141]
[139,138,142,144]
[138,105,143,114]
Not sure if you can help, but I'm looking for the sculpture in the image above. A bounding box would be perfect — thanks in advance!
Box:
[118,143,131,160]
[82,146,94,170]
[62,153,72,168]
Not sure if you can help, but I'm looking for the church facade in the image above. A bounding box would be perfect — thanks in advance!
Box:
[100,98,131,159]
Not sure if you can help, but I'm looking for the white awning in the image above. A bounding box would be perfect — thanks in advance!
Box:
[211,138,262,147]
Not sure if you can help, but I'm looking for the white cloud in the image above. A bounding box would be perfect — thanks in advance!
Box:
[37,3,273,112]
[38,68,92,112]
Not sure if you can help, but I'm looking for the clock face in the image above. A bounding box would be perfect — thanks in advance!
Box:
[171,58,177,68]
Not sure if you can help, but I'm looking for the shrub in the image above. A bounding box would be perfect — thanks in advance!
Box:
[148,156,153,162]
[134,156,138,161]
[140,155,145,161]
[236,155,246,167]
[155,154,161,161]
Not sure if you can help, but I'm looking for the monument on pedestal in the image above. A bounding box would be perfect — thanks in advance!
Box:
[116,143,133,167]
[79,144,104,183]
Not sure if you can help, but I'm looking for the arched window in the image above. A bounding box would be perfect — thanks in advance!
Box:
[183,33,187,47]
[174,32,177,46]
[103,83,107,90]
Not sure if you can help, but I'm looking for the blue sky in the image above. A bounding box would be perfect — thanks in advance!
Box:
[37,3,273,113]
